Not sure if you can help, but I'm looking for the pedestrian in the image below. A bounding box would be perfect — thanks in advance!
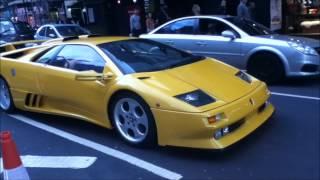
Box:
[248,1,256,20]
[219,0,227,15]
[237,0,251,19]
[155,4,170,27]
[192,4,201,15]
[146,13,155,33]
[130,9,142,37]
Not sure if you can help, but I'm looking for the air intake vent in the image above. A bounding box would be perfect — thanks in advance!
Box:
[25,94,42,108]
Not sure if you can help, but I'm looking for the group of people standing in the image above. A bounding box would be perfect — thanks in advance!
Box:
[129,9,169,37]
[129,0,256,37]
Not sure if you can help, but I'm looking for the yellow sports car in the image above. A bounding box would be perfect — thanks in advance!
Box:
[0,36,274,149]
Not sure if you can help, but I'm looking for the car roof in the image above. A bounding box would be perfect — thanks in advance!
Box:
[179,15,235,19]
[40,24,82,27]
[53,24,82,27]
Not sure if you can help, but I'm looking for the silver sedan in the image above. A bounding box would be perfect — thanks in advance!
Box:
[141,15,320,83]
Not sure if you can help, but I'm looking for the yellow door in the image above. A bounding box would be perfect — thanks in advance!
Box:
[37,45,114,123]
[1,60,41,109]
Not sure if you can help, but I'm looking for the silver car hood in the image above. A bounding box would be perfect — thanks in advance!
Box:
[258,34,320,48]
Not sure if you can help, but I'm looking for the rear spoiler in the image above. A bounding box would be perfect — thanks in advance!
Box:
[0,44,50,59]
[0,40,45,53]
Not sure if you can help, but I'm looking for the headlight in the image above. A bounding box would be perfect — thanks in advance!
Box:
[175,90,215,107]
[236,71,252,83]
[288,42,318,56]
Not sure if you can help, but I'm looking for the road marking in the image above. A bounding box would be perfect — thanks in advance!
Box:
[0,156,96,173]
[9,114,183,180]
[271,92,320,101]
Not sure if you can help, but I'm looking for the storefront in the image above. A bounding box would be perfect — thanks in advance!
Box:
[284,0,320,36]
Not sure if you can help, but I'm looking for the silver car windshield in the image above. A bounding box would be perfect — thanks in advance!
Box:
[56,26,89,36]
[226,17,275,36]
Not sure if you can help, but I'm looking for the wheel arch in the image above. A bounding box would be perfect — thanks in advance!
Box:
[246,46,289,76]
[106,88,159,146]
[106,89,153,128]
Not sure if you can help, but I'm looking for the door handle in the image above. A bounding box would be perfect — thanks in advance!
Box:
[196,42,207,46]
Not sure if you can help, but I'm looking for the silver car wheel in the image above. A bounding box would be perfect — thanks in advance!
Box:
[114,98,149,143]
[0,78,11,110]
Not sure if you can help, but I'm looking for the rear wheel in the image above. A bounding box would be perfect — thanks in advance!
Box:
[247,52,285,84]
[110,92,157,147]
[0,77,15,113]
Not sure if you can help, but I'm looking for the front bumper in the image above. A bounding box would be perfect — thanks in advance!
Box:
[286,53,320,77]
[152,83,274,149]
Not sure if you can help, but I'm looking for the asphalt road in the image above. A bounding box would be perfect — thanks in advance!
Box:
[0,77,319,180]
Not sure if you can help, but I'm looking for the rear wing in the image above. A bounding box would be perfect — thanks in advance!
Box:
[0,40,45,53]
[0,44,50,59]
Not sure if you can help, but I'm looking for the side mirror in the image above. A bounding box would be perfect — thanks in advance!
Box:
[221,30,236,40]
[75,71,114,81]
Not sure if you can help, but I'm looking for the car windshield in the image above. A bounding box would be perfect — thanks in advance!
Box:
[0,20,16,35]
[14,21,34,33]
[98,39,205,74]
[225,17,275,36]
[56,25,89,36]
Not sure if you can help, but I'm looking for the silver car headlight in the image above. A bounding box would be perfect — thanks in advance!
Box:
[175,90,215,107]
[288,42,318,56]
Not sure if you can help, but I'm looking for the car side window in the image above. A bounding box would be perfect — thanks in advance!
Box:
[36,46,64,64]
[38,27,46,36]
[46,27,57,38]
[197,19,237,37]
[156,19,196,34]
[51,45,106,73]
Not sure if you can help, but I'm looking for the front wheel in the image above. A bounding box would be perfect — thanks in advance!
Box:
[110,92,157,147]
[0,77,15,112]
[247,53,285,84]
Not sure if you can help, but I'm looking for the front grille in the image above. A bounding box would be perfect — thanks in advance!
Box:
[258,102,267,113]
[301,64,318,72]
[229,119,245,133]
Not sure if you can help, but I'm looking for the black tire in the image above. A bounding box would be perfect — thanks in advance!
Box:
[109,92,157,147]
[247,52,285,84]
[0,77,16,113]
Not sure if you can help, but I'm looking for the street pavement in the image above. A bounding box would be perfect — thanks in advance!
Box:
[0,77,319,180]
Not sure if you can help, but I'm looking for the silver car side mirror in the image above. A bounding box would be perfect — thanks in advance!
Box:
[222,30,236,40]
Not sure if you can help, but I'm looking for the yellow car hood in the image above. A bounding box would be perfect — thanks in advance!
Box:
[166,59,261,102]
[132,58,261,112]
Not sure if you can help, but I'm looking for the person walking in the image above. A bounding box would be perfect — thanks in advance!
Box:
[130,9,142,37]
[192,4,201,15]
[146,13,155,33]
[237,0,251,19]
[248,1,256,20]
